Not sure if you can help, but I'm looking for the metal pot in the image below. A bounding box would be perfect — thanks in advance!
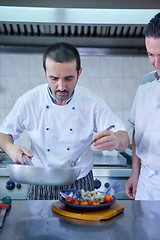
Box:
[7,164,81,186]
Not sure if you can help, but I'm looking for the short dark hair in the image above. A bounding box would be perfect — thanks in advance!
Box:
[145,12,160,38]
[43,42,81,72]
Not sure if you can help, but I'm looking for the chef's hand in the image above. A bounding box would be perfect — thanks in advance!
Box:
[6,143,33,164]
[93,129,119,151]
[125,174,138,199]
[0,133,32,164]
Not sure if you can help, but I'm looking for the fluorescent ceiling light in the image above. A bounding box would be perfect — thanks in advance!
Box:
[0,6,160,24]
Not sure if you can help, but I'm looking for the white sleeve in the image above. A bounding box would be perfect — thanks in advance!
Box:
[128,89,140,129]
[0,97,26,140]
[94,98,127,132]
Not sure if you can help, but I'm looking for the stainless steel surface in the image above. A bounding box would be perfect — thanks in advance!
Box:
[0,153,27,200]
[93,151,132,199]
[0,6,159,48]
[0,0,159,9]
[93,168,131,200]
[93,153,127,167]
[0,176,27,200]
[1,200,160,240]
[7,164,81,186]
[0,152,14,168]
[1,148,81,186]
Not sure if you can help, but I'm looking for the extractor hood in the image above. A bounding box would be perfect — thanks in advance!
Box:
[0,6,160,50]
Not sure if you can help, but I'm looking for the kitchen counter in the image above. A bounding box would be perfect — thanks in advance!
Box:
[0,200,160,240]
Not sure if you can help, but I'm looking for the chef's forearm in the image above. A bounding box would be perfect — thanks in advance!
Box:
[114,131,130,151]
[0,133,14,154]
[131,130,141,176]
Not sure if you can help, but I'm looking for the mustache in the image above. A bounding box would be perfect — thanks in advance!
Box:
[55,90,68,93]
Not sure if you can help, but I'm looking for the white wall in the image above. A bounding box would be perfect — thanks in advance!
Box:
[0,51,154,147]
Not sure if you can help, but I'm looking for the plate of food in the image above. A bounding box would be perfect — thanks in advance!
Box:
[59,189,116,212]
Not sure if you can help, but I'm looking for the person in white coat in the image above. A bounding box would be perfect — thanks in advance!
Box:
[0,42,129,199]
[125,12,160,200]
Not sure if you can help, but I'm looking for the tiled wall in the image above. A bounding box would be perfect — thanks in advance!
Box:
[0,51,154,147]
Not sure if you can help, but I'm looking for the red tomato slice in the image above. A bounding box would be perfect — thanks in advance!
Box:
[104,195,113,203]
[80,200,88,205]
[72,198,80,205]
[65,197,74,203]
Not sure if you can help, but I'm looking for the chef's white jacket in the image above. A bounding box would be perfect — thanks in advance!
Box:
[129,71,160,171]
[0,84,126,179]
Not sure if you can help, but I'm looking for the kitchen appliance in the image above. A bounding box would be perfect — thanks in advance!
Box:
[0,152,28,200]
[0,5,159,49]
[92,149,132,200]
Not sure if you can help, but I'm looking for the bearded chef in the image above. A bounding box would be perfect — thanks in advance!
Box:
[0,42,129,200]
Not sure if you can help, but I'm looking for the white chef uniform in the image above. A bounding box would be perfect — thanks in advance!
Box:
[0,84,126,178]
[129,71,160,200]
[0,84,127,199]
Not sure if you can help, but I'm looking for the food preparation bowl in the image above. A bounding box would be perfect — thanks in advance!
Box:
[59,195,116,212]
[7,164,81,186]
